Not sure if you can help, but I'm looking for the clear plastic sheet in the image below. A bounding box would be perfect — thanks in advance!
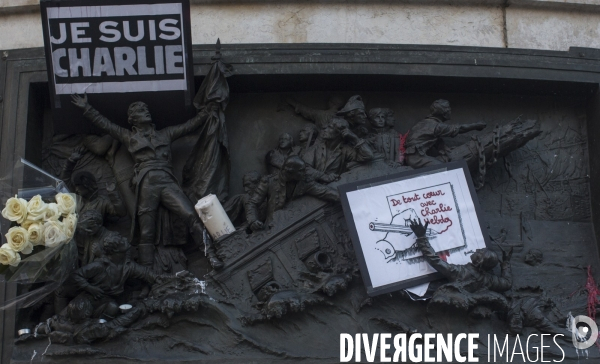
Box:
[0,158,79,310]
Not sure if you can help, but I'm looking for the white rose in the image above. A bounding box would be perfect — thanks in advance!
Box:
[27,195,48,221]
[5,226,33,254]
[21,219,35,229]
[27,222,45,246]
[0,244,21,266]
[55,193,76,216]
[43,220,67,248]
[43,203,60,222]
[1,195,28,224]
[62,213,77,240]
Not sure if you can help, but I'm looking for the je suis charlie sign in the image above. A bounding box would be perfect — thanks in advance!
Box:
[40,0,196,133]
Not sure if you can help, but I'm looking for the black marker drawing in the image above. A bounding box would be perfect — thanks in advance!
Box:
[370,183,468,264]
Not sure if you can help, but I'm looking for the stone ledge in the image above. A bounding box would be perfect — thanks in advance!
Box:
[0,0,37,14]
[509,0,600,12]
[3,0,600,15]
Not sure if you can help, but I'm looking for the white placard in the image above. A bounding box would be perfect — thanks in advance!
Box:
[345,168,486,289]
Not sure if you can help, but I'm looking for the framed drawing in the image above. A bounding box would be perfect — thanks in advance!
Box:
[338,160,490,296]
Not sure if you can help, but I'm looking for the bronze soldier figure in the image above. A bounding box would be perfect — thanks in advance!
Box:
[302,118,374,176]
[265,132,302,174]
[71,94,223,270]
[297,123,319,154]
[404,99,487,168]
[410,218,512,316]
[55,233,159,314]
[336,95,369,137]
[246,156,339,231]
[51,235,166,343]
[266,131,332,184]
[76,210,112,266]
[366,108,402,163]
[223,171,266,228]
[34,297,96,344]
[60,146,126,220]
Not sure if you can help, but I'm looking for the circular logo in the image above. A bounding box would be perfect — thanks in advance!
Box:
[571,315,599,350]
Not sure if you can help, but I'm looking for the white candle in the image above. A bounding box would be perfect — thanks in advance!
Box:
[195,194,235,240]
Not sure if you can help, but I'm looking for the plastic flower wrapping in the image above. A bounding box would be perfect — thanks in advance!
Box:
[0,159,79,310]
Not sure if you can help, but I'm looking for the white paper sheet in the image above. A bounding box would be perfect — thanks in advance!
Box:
[346,168,486,289]
[405,282,429,297]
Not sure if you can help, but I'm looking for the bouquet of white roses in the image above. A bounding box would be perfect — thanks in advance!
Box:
[0,193,77,267]
[0,158,79,311]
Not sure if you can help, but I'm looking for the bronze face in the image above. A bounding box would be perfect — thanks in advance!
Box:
[129,104,153,126]
[369,111,386,128]
[278,133,293,149]
[346,108,367,125]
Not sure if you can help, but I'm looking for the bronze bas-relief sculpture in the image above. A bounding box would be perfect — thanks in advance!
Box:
[404,99,487,168]
[15,49,596,363]
[246,155,340,231]
[409,218,512,316]
[71,94,224,271]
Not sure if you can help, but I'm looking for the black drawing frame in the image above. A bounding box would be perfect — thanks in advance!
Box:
[338,160,491,297]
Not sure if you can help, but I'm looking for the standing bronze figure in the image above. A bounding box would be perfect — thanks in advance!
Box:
[71,94,224,270]
[302,118,375,176]
[265,132,302,174]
